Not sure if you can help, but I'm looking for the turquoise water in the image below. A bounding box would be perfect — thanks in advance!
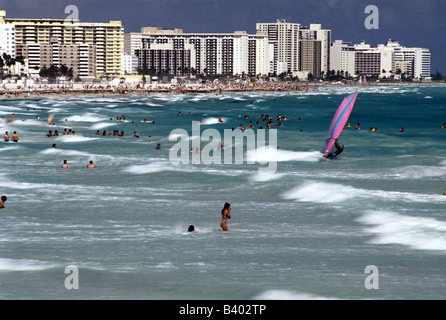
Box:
[0,86,445,300]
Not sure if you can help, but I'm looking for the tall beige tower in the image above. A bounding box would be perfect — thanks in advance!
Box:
[256,19,301,73]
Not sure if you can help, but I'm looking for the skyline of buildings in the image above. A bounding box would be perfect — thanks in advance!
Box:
[0,10,432,81]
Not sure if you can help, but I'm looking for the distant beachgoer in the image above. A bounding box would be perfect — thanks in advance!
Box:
[188,225,195,232]
[96,130,100,135]
[156,143,161,150]
[0,195,7,209]
[133,132,140,138]
[399,127,404,132]
[12,131,19,142]
[441,123,446,128]
[355,123,360,130]
[62,160,70,168]
[3,131,9,142]
[46,130,53,137]
[52,144,56,149]
[220,202,231,231]
[87,160,95,168]
[443,191,446,196]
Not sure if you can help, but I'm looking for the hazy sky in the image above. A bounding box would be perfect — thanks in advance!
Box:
[1,0,445,73]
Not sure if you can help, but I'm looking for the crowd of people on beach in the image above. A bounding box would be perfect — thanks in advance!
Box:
[0,81,313,99]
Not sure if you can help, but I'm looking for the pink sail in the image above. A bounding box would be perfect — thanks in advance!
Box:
[322,91,358,157]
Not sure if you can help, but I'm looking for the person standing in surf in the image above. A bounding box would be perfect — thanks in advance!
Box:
[324,140,344,159]
[0,196,7,209]
[220,203,231,231]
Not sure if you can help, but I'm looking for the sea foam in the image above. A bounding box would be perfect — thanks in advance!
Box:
[357,211,446,251]
[253,289,339,300]
[0,258,58,271]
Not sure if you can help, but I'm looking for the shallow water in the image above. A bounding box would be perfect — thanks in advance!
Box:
[0,86,445,300]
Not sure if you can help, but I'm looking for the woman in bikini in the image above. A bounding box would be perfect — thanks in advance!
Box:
[220,203,231,231]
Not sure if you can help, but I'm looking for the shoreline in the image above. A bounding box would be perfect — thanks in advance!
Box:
[1,81,445,100]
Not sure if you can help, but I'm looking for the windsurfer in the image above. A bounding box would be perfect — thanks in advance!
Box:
[324,140,344,159]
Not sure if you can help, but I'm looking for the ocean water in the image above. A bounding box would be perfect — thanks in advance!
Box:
[0,85,445,300]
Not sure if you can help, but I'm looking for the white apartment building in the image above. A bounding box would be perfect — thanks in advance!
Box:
[128,28,270,76]
[0,23,15,58]
[331,39,431,79]
[354,41,393,78]
[122,52,138,74]
[386,40,431,79]
[330,40,355,76]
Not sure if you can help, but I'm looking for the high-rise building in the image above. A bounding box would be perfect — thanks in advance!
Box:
[300,24,331,75]
[256,19,301,74]
[330,40,355,77]
[0,9,122,77]
[300,40,322,77]
[386,40,431,79]
[331,39,431,80]
[128,28,269,76]
[257,20,331,77]
[354,41,394,78]
[24,39,97,79]
[0,21,15,58]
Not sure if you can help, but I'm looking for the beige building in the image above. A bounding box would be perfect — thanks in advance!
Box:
[39,41,96,78]
[257,19,301,73]
[0,10,122,77]
[300,40,322,77]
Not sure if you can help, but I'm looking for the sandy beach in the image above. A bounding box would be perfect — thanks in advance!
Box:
[1,80,445,100]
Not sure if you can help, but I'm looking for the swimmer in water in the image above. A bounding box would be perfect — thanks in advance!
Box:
[220,203,231,231]
[62,160,70,168]
[0,195,7,209]
[87,160,95,168]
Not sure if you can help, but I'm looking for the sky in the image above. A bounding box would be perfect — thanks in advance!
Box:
[1,0,445,74]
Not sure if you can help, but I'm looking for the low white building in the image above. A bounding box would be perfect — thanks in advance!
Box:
[122,52,138,75]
